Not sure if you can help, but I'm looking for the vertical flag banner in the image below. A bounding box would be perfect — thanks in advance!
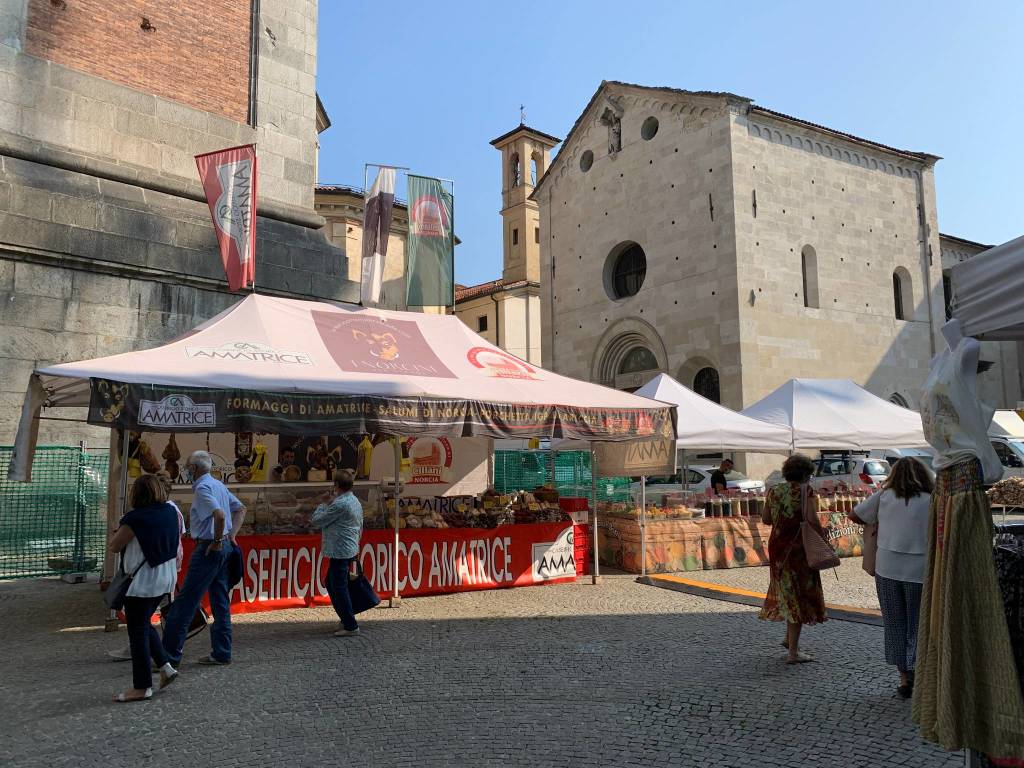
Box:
[195,144,257,292]
[406,175,454,307]
[360,167,396,305]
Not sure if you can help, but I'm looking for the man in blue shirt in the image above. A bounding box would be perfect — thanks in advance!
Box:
[311,469,364,636]
[162,450,246,665]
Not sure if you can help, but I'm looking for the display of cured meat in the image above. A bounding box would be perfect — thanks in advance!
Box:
[989,477,1024,507]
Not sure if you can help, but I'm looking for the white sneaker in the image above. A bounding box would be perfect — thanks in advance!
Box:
[333,627,360,637]
[107,647,132,661]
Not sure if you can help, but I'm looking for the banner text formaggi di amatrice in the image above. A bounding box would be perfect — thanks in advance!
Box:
[88,379,675,441]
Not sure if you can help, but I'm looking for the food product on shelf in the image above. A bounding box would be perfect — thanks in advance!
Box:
[988,476,1024,506]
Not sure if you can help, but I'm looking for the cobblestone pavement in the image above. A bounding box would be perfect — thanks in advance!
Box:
[0,574,959,768]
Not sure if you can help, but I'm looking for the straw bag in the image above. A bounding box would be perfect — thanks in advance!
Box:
[800,484,841,571]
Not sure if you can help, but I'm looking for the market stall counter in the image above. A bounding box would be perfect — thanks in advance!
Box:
[597,488,871,574]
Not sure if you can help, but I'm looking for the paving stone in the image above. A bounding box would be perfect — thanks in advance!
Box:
[0,574,960,767]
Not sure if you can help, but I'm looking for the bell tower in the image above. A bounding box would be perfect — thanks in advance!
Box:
[490,121,560,283]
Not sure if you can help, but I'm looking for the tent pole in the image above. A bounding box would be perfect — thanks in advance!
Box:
[390,438,402,607]
[105,430,131,631]
[591,447,601,585]
[639,475,647,577]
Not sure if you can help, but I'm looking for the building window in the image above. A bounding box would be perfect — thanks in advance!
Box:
[477,315,488,332]
[530,157,538,186]
[606,243,647,300]
[801,245,819,308]
[889,393,909,408]
[641,116,659,140]
[580,150,594,172]
[893,267,912,320]
[618,346,659,375]
[512,228,519,246]
[693,367,721,404]
[943,273,953,320]
[535,227,540,244]
[510,152,521,187]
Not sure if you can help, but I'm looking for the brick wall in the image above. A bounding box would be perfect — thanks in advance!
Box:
[25,0,251,124]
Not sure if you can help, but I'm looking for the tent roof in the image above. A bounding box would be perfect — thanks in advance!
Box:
[29,294,672,442]
[741,378,928,450]
[633,374,792,452]
[950,234,1024,341]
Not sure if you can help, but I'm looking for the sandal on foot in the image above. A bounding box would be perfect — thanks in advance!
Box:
[786,653,815,664]
[113,688,152,703]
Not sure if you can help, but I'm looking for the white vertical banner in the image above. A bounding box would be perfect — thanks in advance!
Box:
[360,167,396,305]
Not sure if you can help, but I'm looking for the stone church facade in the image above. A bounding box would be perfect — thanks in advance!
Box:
[533,82,1021,434]
[0,1,357,445]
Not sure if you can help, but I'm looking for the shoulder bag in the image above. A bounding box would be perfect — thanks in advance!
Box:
[348,560,381,614]
[104,556,146,611]
[799,484,841,571]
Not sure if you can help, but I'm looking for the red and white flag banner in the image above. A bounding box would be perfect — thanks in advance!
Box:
[195,144,257,292]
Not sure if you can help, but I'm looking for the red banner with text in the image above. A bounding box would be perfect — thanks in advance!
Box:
[179,522,578,614]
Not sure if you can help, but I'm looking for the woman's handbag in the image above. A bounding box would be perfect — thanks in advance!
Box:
[800,484,841,571]
[348,561,381,614]
[104,557,146,611]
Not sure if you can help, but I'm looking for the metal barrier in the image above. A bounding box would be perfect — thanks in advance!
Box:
[0,445,109,579]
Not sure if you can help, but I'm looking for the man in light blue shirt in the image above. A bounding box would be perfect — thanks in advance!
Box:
[162,450,246,665]
[311,469,363,636]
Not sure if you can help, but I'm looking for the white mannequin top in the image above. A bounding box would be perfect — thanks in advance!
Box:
[920,320,1002,482]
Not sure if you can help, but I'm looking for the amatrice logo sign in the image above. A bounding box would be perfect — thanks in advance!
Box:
[466,347,538,380]
[139,395,216,428]
[185,341,313,365]
[531,527,576,581]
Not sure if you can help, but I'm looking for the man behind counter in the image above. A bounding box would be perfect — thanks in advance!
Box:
[709,459,733,496]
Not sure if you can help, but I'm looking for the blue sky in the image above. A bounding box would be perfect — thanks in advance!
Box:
[316,1,1023,287]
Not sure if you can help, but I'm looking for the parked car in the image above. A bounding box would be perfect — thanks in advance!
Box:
[630,466,765,505]
[870,447,936,477]
[809,454,890,491]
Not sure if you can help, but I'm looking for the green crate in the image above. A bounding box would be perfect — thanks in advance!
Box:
[492,450,631,502]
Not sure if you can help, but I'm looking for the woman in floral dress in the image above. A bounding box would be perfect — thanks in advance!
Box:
[759,453,827,663]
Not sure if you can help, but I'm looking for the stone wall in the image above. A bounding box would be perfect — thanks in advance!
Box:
[539,87,742,406]
[0,0,357,446]
[730,110,944,411]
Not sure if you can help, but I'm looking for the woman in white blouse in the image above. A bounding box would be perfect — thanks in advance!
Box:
[849,457,933,699]
[108,474,182,702]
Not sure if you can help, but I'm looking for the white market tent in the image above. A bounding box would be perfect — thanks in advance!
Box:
[10,294,676,481]
[950,234,1024,341]
[633,374,792,452]
[551,374,793,453]
[741,378,928,450]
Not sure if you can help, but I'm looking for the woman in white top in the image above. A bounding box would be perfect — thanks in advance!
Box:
[849,457,932,699]
[108,474,181,702]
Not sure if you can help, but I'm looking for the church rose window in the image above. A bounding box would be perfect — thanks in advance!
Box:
[610,244,647,299]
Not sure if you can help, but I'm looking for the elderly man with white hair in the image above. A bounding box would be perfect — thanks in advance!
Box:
[161,450,245,666]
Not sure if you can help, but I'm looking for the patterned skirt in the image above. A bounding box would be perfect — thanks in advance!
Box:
[912,459,1024,758]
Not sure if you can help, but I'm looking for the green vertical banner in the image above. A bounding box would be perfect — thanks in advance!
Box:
[406,174,454,307]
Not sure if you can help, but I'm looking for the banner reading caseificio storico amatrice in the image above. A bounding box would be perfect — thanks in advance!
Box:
[87,378,676,442]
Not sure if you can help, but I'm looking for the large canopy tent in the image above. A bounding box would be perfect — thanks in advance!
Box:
[8,294,676,594]
[10,294,675,480]
[741,378,928,450]
[949,234,1024,341]
[633,374,792,452]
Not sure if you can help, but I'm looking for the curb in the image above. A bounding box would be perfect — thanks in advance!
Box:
[638,573,883,627]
